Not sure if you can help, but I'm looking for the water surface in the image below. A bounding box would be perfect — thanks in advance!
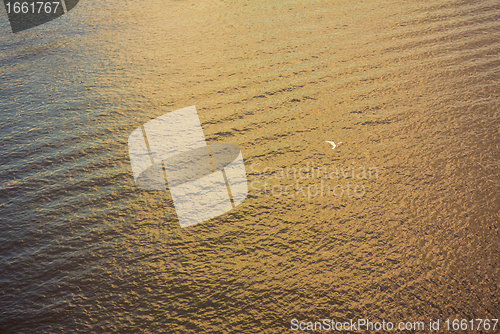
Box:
[0,0,499,332]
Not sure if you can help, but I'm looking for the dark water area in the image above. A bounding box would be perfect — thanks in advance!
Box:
[0,0,499,332]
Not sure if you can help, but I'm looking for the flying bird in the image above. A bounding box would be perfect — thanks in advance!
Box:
[325,141,342,150]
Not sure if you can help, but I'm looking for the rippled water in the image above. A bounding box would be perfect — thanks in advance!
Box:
[1,0,499,332]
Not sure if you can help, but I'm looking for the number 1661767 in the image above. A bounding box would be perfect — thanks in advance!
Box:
[445,319,498,331]
[5,2,61,14]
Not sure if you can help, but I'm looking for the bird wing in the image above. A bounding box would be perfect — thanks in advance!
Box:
[325,141,336,149]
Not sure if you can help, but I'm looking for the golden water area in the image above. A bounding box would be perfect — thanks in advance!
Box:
[0,0,499,332]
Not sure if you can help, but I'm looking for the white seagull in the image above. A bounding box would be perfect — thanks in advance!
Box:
[325,141,342,150]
